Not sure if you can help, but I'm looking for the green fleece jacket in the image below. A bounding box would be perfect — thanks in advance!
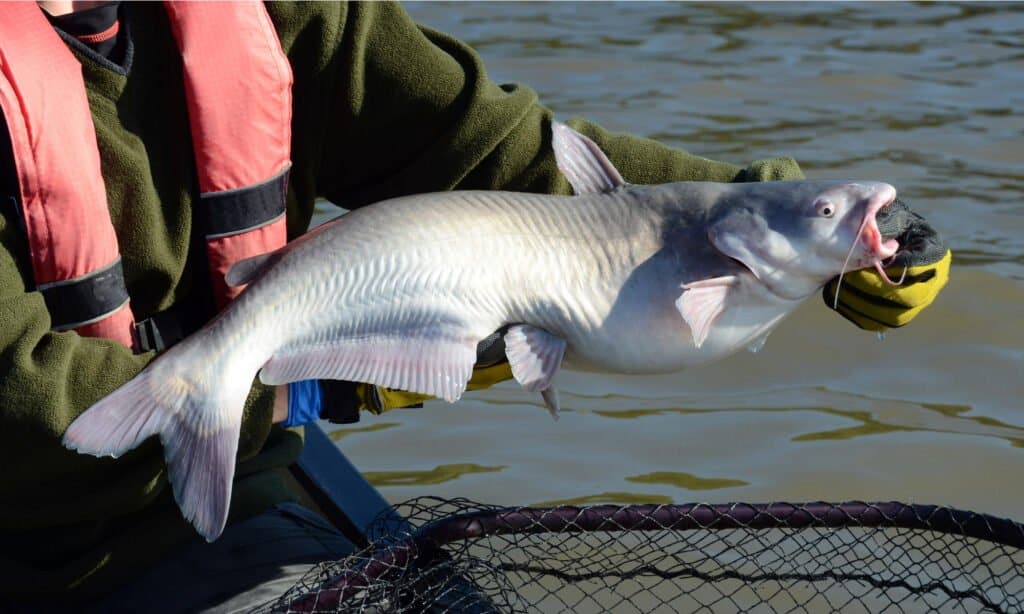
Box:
[0,2,803,604]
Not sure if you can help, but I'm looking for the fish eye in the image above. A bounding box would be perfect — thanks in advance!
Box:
[815,199,836,218]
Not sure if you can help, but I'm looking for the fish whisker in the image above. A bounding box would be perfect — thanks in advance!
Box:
[832,213,872,310]
[873,260,908,286]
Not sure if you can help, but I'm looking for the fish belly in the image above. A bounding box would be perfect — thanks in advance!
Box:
[557,273,796,374]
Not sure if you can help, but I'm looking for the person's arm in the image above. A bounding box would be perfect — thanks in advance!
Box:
[282,2,801,208]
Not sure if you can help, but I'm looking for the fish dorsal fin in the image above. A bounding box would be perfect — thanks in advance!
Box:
[675,276,738,349]
[225,251,283,287]
[551,121,626,195]
[504,324,566,420]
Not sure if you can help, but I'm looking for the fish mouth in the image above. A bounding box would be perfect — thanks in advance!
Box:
[726,255,760,281]
[859,186,900,264]
[831,184,903,308]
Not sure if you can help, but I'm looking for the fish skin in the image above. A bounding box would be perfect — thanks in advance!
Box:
[63,123,899,540]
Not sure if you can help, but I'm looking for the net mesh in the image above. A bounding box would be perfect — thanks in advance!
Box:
[258,497,1024,613]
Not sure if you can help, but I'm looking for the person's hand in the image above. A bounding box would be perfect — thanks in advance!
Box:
[823,198,951,331]
[272,385,289,423]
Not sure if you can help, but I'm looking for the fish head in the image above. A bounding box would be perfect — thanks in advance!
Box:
[707,181,899,300]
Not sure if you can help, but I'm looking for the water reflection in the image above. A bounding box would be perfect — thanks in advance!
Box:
[362,463,506,487]
[532,492,674,507]
[592,398,1024,448]
[626,472,750,491]
[326,422,401,442]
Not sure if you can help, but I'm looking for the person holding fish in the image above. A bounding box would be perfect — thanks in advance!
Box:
[0,2,950,610]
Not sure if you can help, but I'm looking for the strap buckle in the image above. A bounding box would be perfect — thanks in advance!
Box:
[134,317,166,353]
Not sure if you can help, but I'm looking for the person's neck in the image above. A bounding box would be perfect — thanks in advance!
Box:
[37,1,109,17]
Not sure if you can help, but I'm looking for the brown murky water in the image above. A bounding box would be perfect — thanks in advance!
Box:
[320,2,1024,520]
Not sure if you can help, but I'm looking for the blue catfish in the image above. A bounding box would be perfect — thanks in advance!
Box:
[64,123,900,540]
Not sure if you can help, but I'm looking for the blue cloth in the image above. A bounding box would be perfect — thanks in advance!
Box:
[283,380,322,427]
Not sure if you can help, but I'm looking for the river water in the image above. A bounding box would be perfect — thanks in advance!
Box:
[319,2,1024,520]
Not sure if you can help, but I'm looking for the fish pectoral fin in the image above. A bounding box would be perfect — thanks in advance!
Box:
[259,334,479,403]
[504,324,567,418]
[551,121,627,195]
[676,276,738,349]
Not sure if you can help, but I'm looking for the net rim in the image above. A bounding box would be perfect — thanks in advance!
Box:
[284,500,1024,611]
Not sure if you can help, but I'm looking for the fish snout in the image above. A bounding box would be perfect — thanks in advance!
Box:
[858,183,899,263]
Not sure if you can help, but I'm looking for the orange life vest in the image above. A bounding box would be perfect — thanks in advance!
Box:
[0,2,293,350]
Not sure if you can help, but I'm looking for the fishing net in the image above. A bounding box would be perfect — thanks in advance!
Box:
[258,497,1024,613]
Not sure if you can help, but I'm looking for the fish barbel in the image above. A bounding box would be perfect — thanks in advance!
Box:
[64,123,899,540]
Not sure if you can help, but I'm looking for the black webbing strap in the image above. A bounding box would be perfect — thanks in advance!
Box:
[134,299,211,353]
[202,167,288,239]
[39,258,130,331]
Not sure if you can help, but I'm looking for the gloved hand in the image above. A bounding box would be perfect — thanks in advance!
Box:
[823,198,951,331]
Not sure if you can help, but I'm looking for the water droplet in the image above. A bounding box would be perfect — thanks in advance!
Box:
[877,331,886,342]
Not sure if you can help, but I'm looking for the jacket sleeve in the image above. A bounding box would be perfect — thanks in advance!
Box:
[267,2,805,209]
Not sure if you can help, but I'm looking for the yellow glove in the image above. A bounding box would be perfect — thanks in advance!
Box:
[824,198,951,331]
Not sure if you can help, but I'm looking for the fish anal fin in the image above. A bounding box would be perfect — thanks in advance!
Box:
[551,121,626,195]
[260,336,478,403]
[676,276,738,349]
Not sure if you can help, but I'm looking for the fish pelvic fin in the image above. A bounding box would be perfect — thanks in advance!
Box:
[504,324,566,419]
[677,276,738,349]
[541,387,561,421]
[63,356,249,542]
[551,121,626,195]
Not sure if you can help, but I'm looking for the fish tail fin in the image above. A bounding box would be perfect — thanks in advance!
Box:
[63,348,251,542]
